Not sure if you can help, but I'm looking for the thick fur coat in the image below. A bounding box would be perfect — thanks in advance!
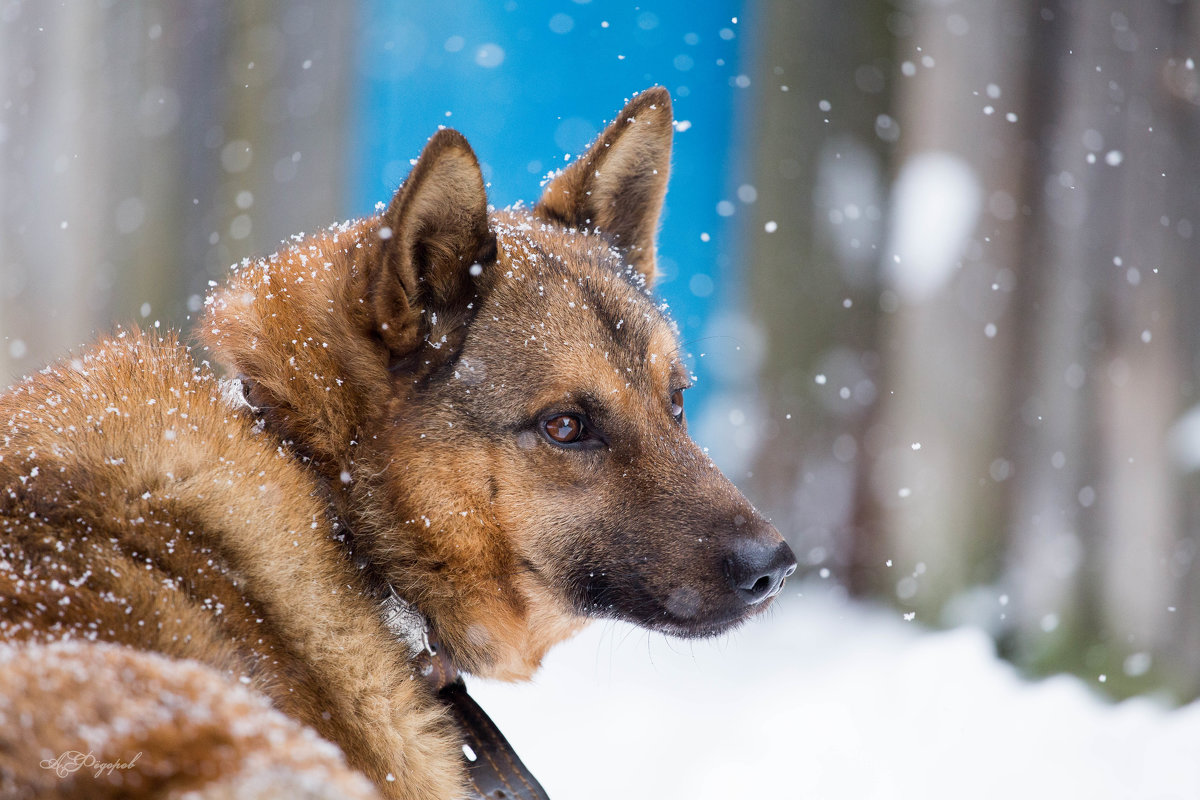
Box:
[0,88,794,799]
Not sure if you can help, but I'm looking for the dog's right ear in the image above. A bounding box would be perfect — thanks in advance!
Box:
[534,87,673,286]
[371,129,496,357]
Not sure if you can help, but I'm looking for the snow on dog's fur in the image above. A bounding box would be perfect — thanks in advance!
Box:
[0,88,794,799]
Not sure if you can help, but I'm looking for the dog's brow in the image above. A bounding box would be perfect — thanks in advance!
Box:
[577,281,654,356]
[515,230,663,364]
[642,324,684,389]
[500,222,681,403]
[668,358,690,390]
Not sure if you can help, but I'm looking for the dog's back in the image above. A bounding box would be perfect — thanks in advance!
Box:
[0,332,274,668]
[0,639,380,799]
[0,332,459,799]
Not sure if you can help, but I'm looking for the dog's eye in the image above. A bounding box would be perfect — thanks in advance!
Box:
[670,389,685,423]
[543,414,585,444]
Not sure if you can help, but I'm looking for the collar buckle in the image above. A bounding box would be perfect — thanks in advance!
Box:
[380,583,436,659]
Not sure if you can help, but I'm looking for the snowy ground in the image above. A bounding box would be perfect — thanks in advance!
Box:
[469,582,1200,799]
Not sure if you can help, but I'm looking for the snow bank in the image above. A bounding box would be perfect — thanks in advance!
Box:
[1168,402,1200,472]
[883,152,982,303]
[469,584,1200,799]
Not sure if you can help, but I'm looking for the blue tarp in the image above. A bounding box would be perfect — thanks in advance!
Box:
[350,1,750,415]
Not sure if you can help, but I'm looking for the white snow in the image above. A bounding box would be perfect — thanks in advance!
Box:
[469,584,1200,800]
[1168,403,1200,472]
[1161,402,1200,472]
[884,152,982,302]
[815,137,884,278]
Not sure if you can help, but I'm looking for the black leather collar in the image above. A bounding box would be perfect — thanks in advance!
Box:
[436,674,553,800]
[387,589,552,800]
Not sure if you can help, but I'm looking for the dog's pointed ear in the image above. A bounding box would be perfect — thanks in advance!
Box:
[535,87,672,286]
[371,128,496,356]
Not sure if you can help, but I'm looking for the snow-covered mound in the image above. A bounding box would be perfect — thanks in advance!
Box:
[469,584,1200,799]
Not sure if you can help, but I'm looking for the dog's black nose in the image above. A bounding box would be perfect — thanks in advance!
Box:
[726,539,797,606]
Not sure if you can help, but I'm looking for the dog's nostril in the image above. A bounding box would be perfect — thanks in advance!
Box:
[727,538,798,606]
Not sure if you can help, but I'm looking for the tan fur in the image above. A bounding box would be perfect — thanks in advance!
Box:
[0,331,460,799]
[0,640,380,800]
[0,88,791,799]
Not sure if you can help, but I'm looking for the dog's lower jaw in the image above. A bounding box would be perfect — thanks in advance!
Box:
[507,588,590,681]
[345,484,588,683]
[577,571,783,641]
[650,611,757,640]
[430,571,588,682]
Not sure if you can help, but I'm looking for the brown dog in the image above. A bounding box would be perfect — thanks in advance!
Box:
[0,88,795,800]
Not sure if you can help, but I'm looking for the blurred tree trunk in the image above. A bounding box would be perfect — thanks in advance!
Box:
[0,0,353,384]
[1004,0,1200,699]
[745,0,1200,700]
[1,3,109,377]
[1170,1,1200,696]
[743,0,891,580]
[209,1,354,297]
[851,0,1033,619]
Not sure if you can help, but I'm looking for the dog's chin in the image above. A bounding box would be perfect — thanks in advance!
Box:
[574,572,780,639]
[595,592,775,640]
[646,613,750,640]
[649,595,779,639]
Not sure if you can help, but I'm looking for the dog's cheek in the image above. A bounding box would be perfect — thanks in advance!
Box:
[483,463,601,590]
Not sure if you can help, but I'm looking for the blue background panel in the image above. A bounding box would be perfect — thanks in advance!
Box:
[350,0,749,416]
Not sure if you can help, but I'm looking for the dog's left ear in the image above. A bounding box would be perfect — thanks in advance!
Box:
[372,128,496,357]
[535,87,672,286]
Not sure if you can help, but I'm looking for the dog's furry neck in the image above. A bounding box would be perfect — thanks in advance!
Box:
[218,374,434,656]
[203,217,392,473]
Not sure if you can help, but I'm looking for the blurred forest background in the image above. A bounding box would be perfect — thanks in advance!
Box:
[2,0,1199,703]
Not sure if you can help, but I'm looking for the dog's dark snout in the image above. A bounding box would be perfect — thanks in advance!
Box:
[726,538,797,606]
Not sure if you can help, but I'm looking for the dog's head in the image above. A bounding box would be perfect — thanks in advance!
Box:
[204,88,795,680]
